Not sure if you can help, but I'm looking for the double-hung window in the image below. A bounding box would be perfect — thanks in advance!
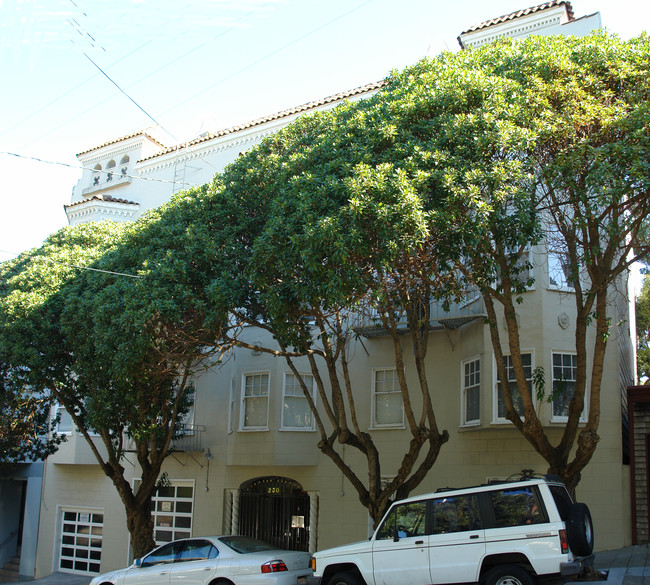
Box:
[461,357,480,426]
[372,368,404,428]
[495,352,533,422]
[552,352,584,421]
[241,373,270,430]
[282,372,315,430]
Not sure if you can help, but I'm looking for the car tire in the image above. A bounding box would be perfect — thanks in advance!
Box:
[327,571,363,585]
[483,564,535,585]
[567,502,594,556]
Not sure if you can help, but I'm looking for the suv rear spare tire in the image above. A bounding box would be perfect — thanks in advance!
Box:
[567,503,594,556]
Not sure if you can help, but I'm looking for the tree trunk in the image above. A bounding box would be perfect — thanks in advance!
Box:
[126,501,156,560]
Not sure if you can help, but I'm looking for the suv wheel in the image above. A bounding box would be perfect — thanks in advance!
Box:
[327,571,363,585]
[567,503,594,556]
[484,565,535,585]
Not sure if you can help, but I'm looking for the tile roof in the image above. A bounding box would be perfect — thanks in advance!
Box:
[459,0,574,35]
[141,80,387,162]
[64,194,139,210]
[76,131,168,158]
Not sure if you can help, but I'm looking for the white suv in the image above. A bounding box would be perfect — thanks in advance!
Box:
[308,477,594,585]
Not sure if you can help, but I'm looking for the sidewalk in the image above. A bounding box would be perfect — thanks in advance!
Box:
[4,545,650,585]
[593,544,650,585]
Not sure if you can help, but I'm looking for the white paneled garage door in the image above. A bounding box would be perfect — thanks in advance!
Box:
[59,509,103,574]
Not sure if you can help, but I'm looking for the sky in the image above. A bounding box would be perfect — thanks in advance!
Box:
[0,0,648,263]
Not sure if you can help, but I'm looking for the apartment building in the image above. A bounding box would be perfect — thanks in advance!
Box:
[14,2,639,580]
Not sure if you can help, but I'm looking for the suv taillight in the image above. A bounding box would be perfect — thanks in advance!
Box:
[559,529,569,554]
[261,560,288,573]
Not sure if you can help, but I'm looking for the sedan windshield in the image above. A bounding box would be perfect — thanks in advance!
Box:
[218,536,276,554]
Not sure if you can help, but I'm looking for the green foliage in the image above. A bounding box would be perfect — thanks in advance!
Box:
[637,276,650,383]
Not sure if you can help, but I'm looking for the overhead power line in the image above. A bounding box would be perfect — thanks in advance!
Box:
[1,152,199,189]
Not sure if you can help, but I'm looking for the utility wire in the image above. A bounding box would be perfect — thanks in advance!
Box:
[161,0,375,117]
[1,152,199,189]
[0,250,143,279]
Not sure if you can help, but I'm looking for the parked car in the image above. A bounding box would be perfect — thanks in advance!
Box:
[89,535,312,585]
[308,476,594,585]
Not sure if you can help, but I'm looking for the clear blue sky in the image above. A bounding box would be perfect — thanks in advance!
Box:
[1,0,648,262]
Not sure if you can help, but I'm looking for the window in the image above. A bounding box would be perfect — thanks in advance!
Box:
[376,501,427,540]
[120,155,130,177]
[241,373,269,430]
[92,164,101,186]
[490,486,546,527]
[552,352,583,420]
[59,510,103,574]
[548,250,574,290]
[141,541,183,566]
[495,352,533,421]
[461,358,480,426]
[177,540,218,562]
[106,160,116,182]
[372,368,403,428]
[150,483,194,545]
[282,372,315,430]
[431,494,480,534]
[55,404,73,434]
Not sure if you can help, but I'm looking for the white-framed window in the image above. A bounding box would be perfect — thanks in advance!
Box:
[147,481,194,545]
[240,372,270,430]
[494,352,534,422]
[282,372,315,430]
[551,352,585,421]
[228,378,235,434]
[55,403,73,435]
[461,357,480,426]
[548,250,574,290]
[371,368,404,428]
[58,508,103,575]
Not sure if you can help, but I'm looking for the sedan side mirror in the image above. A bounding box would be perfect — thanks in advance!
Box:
[135,558,143,568]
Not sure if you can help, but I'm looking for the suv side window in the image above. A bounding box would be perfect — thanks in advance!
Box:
[431,494,481,534]
[548,484,573,520]
[490,486,546,527]
[376,501,427,540]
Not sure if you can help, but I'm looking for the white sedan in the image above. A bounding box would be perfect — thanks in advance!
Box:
[89,535,313,585]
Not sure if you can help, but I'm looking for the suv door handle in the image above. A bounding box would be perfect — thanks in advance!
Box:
[415,540,424,545]
[470,534,480,539]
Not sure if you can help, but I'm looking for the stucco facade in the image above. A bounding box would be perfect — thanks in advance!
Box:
[23,1,639,580]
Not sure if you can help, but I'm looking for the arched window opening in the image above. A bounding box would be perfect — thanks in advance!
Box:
[120,155,130,177]
[92,164,102,186]
[106,160,116,182]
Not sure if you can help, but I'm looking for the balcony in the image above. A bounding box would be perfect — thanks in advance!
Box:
[171,425,206,453]
[355,294,486,338]
[122,425,206,454]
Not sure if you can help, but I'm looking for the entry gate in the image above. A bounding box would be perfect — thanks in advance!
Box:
[239,477,310,551]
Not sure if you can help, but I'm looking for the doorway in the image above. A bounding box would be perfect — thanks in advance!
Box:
[239,477,310,551]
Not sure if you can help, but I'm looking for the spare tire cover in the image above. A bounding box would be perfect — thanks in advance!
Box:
[567,502,594,556]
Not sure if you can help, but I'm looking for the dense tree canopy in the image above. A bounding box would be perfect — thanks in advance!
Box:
[0,192,234,557]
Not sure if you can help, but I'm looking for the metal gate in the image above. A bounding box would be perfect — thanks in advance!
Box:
[239,477,310,551]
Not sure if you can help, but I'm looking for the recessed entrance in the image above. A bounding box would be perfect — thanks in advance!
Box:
[239,477,310,551]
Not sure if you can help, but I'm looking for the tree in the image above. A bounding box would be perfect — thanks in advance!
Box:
[636,275,650,383]
[0,196,233,557]
[383,33,650,495]
[0,362,63,470]
[195,97,453,526]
